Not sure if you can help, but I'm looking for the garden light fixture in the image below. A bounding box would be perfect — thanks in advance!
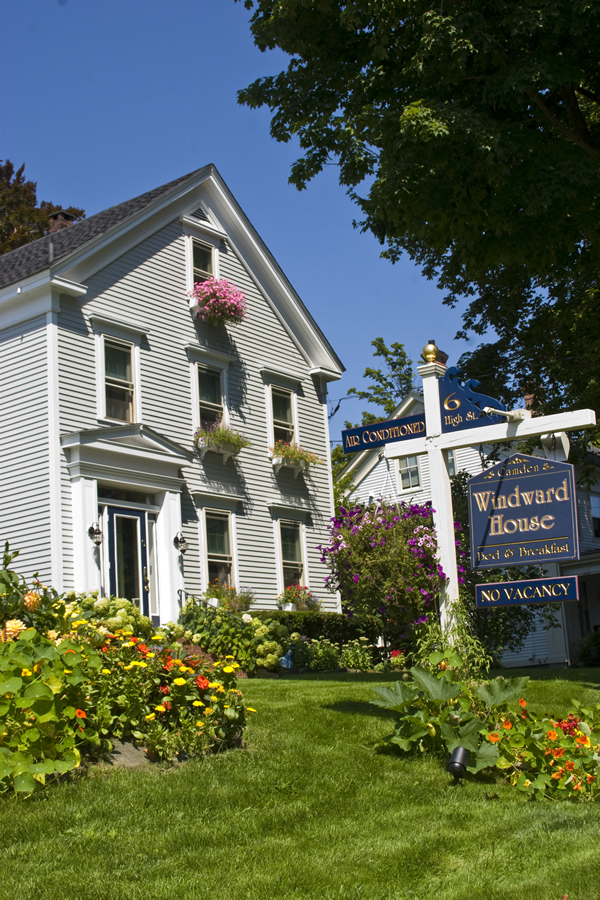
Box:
[448,746,470,781]
[88,523,103,545]
[173,532,188,554]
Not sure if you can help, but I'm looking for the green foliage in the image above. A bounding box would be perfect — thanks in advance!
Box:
[0,629,105,794]
[450,471,560,661]
[346,338,415,421]
[270,441,324,466]
[339,637,375,671]
[578,630,600,667]
[372,668,600,799]
[178,601,289,673]
[69,591,154,638]
[250,609,384,645]
[414,601,493,681]
[1,159,85,255]
[331,443,355,512]
[238,2,600,451]
[299,637,341,671]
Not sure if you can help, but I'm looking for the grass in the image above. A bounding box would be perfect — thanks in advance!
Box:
[2,668,600,900]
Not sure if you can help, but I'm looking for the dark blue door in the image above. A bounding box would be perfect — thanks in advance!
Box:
[106,506,150,616]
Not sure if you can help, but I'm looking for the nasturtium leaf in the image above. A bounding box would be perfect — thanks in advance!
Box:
[0,677,23,694]
[24,682,53,701]
[23,728,40,743]
[13,772,36,793]
[370,680,418,712]
[0,703,9,716]
[475,676,530,709]
[467,741,499,773]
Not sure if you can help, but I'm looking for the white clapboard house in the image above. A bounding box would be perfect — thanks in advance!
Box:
[342,385,600,666]
[0,166,344,624]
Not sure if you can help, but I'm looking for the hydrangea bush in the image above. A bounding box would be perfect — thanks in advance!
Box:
[188,277,247,326]
[320,500,447,644]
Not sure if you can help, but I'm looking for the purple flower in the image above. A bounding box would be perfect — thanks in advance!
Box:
[353,574,360,583]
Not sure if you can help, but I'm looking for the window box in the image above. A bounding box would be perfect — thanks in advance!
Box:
[271,455,308,478]
[194,423,251,464]
[188,277,247,326]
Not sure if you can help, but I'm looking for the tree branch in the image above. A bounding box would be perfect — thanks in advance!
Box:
[523,86,598,157]
[574,85,600,106]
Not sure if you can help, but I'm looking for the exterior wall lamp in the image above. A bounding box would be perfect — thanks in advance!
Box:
[173,532,188,554]
[88,523,103,546]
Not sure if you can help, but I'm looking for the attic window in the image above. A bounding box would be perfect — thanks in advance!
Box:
[193,240,213,285]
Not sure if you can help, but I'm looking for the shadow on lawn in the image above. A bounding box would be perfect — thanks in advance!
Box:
[322,699,397,719]
[280,671,405,683]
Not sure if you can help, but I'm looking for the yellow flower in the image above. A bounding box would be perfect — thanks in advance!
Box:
[155,705,166,713]
[136,662,148,668]
[223,666,235,673]
[193,701,204,707]
[21,669,32,677]
[210,694,218,701]
[124,664,134,671]
[146,652,155,658]
[101,668,111,675]
[63,669,72,675]
[122,641,134,647]
[225,655,235,659]
[224,705,230,709]
[173,677,186,686]
[246,707,257,712]
[180,666,192,673]
[217,686,226,694]
[145,713,156,721]
[195,721,204,727]
[151,636,163,641]
[203,707,214,716]
[208,681,221,688]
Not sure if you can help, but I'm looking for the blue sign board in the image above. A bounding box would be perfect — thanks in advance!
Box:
[468,453,579,570]
[476,576,579,608]
[341,414,425,454]
[439,367,507,433]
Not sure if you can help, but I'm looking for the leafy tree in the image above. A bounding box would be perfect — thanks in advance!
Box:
[0,160,85,255]
[238,1,600,447]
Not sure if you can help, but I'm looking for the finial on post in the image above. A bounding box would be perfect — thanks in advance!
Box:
[422,339,439,363]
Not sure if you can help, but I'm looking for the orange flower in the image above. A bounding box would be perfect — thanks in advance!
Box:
[75,709,86,719]
[552,747,565,759]
[576,734,590,746]
[573,782,583,791]
[546,730,558,741]
[551,771,562,780]
[502,720,512,730]
[488,732,500,743]
[519,698,527,708]
[544,748,552,756]
[587,774,595,784]
[565,760,575,771]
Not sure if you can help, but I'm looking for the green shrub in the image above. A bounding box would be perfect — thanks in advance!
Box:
[251,610,383,645]
[67,591,154,639]
[340,637,375,671]
[578,630,600,667]
[304,638,341,671]
[0,628,106,794]
[371,668,600,800]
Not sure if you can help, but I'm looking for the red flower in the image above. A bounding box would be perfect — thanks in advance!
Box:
[391,650,403,658]
[195,675,210,691]
[159,685,170,694]
[519,698,527,708]
[130,637,139,644]
[75,709,86,719]
[163,701,171,711]
[137,644,148,653]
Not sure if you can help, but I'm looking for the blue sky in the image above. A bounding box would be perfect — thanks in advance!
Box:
[1,0,476,440]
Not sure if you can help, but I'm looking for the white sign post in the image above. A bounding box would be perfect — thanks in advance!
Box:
[384,343,597,631]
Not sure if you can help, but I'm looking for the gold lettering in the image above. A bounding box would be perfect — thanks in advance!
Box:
[490,515,504,536]
[555,479,569,501]
[473,491,492,512]
[523,586,533,599]
[542,585,552,597]
[521,491,534,506]
[529,516,540,531]
[546,487,555,503]
[540,515,555,530]
[507,486,521,507]
[535,490,546,504]
[492,496,507,510]
[503,519,518,534]
[518,518,529,532]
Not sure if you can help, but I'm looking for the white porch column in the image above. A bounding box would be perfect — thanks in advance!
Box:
[155,490,184,625]
[417,359,460,630]
[71,476,101,593]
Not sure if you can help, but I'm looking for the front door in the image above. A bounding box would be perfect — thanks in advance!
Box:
[106,506,150,616]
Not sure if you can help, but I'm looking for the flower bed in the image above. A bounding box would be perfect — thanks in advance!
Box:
[188,277,247,326]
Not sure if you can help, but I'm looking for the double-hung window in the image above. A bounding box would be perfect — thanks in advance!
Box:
[399,455,420,491]
[198,366,223,430]
[280,520,304,587]
[192,240,213,285]
[591,494,600,539]
[272,387,295,444]
[104,338,134,423]
[205,511,233,585]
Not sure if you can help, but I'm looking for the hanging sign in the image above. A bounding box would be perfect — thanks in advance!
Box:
[468,453,579,570]
[341,414,425,454]
[439,367,507,433]
[475,575,579,608]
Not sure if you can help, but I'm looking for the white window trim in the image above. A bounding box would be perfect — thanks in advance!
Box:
[95,332,142,424]
[274,517,308,595]
[265,382,299,454]
[190,360,229,432]
[200,507,237,594]
[396,454,423,494]
[185,233,220,293]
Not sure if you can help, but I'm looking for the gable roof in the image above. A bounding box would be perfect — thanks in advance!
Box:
[0,171,198,291]
[0,165,344,375]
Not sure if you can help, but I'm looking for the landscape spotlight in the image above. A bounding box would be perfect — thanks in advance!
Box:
[448,747,469,781]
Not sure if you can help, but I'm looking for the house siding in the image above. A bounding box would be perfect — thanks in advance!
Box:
[0,315,52,581]
[55,218,336,610]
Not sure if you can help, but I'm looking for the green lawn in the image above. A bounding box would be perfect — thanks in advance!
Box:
[3,669,600,900]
